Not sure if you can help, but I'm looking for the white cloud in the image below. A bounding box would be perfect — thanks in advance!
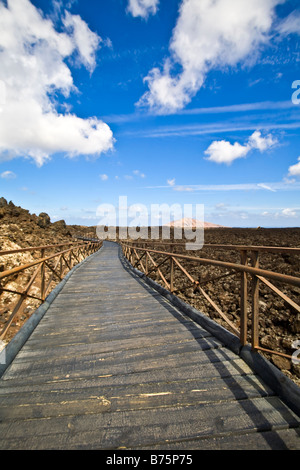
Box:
[205,130,277,164]
[277,11,300,36]
[100,174,108,181]
[215,203,228,210]
[248,130,277,151]
[0,0,114,166]
[1,170,16,179]
[205,140,250,165]
[282,208,297,218]
[173,186,193,192]
[167,178,176,186]
[63,11,101,73]
[257,183,276,192]
[138,0,284,113]
[288,157,300,177]
[145,181,300,192]
[133,170,146,178]
[127,0,159,18]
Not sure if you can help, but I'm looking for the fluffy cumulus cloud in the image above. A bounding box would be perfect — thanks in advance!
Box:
[62,11,101,72]
[205,130,277,164]
[127,0,159,18]
[282,208,297,218]
[0,0,114,166]
[248,130,277,151]
[204,140,250,165]
[288,157,300,177]
[138,0,285,113]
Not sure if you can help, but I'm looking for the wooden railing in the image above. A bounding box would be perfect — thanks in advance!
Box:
[0,240,102,341]
[121,241,300,361]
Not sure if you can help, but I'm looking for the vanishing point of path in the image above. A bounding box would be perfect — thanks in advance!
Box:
[0,241,300,450]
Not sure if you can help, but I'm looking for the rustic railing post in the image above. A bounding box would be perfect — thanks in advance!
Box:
[145,251,149,275]
[240,250,248,346]
[170,256,175,293]
[59,255,63,278]
[251,251,260,350]
[40,248,45,301]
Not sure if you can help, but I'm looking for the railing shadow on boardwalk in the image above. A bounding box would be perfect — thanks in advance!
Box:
[117,242,300,450]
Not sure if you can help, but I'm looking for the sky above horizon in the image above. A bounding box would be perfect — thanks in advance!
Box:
[0,0,300,229]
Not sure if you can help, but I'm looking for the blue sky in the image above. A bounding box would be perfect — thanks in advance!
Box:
[0,0,300,228]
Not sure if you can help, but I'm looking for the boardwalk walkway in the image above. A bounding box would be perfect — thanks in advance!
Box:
[0,241,300,450]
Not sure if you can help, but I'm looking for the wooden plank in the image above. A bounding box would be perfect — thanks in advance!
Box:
[2,352,250,384]
[17,325,214,351]
[9,333,223,364]
[0,374,274,422]
[0,397,299,450]
[7,336,225,374]
[130,428,300,450]
[15,329,213,361]
[0,358,254,393]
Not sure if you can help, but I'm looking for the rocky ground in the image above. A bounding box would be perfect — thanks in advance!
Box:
[0,198,97,343]
[126,227,300,386]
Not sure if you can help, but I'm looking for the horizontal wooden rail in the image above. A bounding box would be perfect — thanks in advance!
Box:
[122,244,300,288]
[121,242,300,363]
[0,241,79,257]
[0,243,97,281]
[0,241,102,341]
[124,240,300,255]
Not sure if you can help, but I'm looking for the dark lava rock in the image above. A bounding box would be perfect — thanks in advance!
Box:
[37,212,51,228]
[0,197,8,207]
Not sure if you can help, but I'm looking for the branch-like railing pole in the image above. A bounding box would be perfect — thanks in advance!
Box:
[251,251,260,351]
[40,248,46,302]
[170,256,175,293]
[240,250,248,347]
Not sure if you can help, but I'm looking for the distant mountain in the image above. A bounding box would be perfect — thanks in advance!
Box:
[165,218,225,228]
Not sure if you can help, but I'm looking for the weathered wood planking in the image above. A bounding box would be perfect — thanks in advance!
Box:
[0,241,299,450]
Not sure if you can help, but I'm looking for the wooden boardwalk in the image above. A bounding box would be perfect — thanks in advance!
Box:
[0,241,300,450]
